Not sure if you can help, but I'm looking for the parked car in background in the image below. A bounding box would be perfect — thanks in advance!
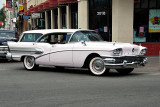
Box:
[0,29,18,59]
[7,29,147,76]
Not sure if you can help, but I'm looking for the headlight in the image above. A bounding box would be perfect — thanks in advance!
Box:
[140,49,147,55]
[113,48,122,55]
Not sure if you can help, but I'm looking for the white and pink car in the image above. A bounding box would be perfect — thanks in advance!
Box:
[7,29,147,75]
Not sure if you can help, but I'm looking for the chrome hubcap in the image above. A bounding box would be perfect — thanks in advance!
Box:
[92,59,104,72]
[26,57,34,67]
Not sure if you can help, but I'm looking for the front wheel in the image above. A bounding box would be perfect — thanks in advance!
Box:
[116,68,134,74]
[23,56,38,70]
[88,57,109,76]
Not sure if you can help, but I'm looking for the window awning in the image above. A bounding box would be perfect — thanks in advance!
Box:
[58,0,77,4]
[42,0,59,10]
[31,5,39,13]
[37,3,45,12]
[47,0,59,8]
[42,1,50,10]
[24,10,31,16]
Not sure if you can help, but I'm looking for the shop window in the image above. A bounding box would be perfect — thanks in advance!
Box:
[71,3,78,29]
[141,0,148,8]
[54,9,58,29]
[134,9,148,42]
[134,1,140,8]
[48,11,51,29]
[158,0,160,8]
[62,6,66,29]
[149,0,157,8]
[134,0,160,43]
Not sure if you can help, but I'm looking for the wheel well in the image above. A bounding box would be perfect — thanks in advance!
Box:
[21,56,26,62]
[82,53,100,68]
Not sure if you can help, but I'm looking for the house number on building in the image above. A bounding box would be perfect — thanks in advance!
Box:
[97,12,106,16]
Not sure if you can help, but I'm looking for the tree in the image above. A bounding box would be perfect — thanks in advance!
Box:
[0,7,6,28]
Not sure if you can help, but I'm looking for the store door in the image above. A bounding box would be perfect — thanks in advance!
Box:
[89,0,112,41]
[90,9,111,41]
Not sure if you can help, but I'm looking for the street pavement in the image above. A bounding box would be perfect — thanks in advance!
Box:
[0,56,160,107]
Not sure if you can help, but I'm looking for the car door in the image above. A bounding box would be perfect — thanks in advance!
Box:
[49,33,74,67]
[35,35,52,65]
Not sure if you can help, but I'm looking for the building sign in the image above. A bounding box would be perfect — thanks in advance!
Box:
[97,12,106,16]
[24,16,30,19]
[19,4,24,15]
[149,9,160,33]
[6,0,12,8]
[31,13,41,19]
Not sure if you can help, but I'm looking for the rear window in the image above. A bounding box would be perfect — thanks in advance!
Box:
[20,33,43,42]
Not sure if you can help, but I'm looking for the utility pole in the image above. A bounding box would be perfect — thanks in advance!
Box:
[12,0,16,31]
[13,0,15,18]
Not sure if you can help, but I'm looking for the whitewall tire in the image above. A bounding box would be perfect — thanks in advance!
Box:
[89,57,107,76]
[23,56,38,70]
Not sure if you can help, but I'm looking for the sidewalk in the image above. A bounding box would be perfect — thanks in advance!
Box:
[136,56,160,72]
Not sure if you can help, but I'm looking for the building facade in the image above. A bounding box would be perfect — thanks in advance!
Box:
[21,0,160,55]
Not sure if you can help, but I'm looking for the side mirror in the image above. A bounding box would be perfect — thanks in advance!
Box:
[81,40,87,46]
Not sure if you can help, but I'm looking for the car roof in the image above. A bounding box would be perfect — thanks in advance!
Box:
[0,29,15,33]
[23,29,94,35]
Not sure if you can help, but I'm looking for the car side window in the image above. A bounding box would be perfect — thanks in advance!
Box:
[39,35,49,43]
[21,33,42,42]
[39,33,68,44]
[70,31,85,42]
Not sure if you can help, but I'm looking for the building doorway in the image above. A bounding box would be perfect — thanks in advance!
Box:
[89,0,112,41]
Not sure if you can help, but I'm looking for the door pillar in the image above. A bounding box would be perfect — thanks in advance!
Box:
[112,0,134,43]
[78,0,89,29]
[45,11,49,29]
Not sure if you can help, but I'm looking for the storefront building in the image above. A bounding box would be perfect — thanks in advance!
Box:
[23,0,160,55]
[134,0,160,55]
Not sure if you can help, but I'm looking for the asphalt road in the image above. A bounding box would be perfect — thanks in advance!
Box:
[0,57,160,107]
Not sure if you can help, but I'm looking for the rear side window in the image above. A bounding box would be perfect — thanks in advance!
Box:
[39,33,72,44]
[20,33,43,42]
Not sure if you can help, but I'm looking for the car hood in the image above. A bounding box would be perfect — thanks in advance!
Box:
[83,41,146,55]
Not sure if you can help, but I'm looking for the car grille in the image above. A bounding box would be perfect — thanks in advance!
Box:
[115,56,144,63]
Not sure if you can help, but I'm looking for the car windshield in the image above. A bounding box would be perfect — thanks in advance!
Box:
[0,32,15,38]
[70,31,104,42]
[20,33,43,42]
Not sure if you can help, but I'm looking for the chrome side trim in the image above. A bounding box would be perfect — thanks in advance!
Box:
[10,47,43,54]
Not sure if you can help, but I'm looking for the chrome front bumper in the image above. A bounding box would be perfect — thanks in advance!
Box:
[103,56,147,69]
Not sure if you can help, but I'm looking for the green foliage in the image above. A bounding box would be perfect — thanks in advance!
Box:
[0,7,6,28]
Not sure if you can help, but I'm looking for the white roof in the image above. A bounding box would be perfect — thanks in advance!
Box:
[23,29,92,35]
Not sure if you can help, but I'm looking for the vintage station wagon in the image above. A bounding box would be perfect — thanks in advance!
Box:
[7,29,147,76]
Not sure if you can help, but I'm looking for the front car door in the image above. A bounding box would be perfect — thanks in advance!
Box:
[37,33,74,67]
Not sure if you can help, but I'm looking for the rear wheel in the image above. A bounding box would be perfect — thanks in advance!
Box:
[116,68,134,74]
[23,56,38,70]
[88,57,109,76]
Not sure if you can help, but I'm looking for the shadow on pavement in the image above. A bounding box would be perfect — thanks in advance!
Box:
[16,66,144,77]
[0,59,15,63]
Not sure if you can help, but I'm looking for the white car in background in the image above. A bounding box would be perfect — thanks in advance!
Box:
[7,29,147,76]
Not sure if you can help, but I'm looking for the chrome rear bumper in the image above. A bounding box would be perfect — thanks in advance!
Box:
[103,56,147,69]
